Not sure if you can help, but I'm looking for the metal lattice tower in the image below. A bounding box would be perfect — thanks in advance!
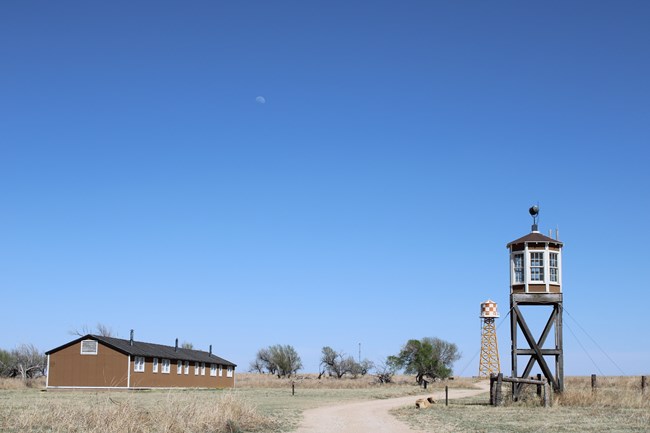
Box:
[478,300,501,378]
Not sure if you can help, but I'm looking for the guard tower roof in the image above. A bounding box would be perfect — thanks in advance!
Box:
[506,231,563,249]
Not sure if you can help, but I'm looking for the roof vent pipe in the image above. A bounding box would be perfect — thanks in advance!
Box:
[130,329,134,346]
[209,344,212,357]
[175,338,178,351]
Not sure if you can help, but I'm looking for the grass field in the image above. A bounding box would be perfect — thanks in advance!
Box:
[393,376,650,433]
[235,373,478,431]
[0,374,441,433]
[1,375,647,432]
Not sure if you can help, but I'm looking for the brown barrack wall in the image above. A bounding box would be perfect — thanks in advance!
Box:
[130,357,235,388]
[47,340,235,389]
[48,340,128,388]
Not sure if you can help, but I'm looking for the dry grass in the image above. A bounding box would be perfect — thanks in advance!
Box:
[393,376,650,433]
[0,389,277,433]
[0,374,483,432]
[0,374,475,433]
[235,374,481,431]
[558,376,649,409]
[236,372,477,390]
[0,377,45,390]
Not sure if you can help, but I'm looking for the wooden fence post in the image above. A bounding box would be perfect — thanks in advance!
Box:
[542,379,551,408]
[445,385,449,406]
[495,373,503,407]
[536,373,542,397]
[642,376,647,397]
[490,373,496,405]
[591,374,597,394]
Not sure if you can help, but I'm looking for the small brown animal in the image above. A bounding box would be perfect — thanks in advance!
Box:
[415,398,430,409]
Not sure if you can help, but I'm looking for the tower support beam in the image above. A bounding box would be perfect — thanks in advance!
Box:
[511,294,563,398]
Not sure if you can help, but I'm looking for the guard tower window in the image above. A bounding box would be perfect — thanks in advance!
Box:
[549,252,559,283]
[513,253,524,283]
[530,252,544,281]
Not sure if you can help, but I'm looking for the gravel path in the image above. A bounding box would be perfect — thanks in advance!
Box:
[294,381,491,433]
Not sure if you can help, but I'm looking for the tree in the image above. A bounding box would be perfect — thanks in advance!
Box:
[70,323,115,337]
[96,323,115,337]
[374,361,396,384]
[319,347,374,379]
[250,347,276,375]
[352,359,375,378]
[251,345,302,378]
[10,344,46,380]
[387,337,460,384]
[181,342,194,349]
[248,357,266,374]
[0,349,13,377]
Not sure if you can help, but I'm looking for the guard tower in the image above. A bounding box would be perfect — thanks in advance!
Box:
[507,206,564,398]
[478,299,500,378]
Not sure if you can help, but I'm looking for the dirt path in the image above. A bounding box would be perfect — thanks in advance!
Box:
[294,381,491,433]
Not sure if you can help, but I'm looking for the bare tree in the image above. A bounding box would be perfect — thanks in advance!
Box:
[181,342,194,349]
[95,323,115,337]
[374,361,396,384]
[69,323,115,337]
[351,359,375,378]
[253,347,276,375]
[248,358,266,374]
[320,347,372,379]
[11,344,45,380]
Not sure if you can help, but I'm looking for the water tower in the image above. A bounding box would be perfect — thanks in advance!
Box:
[478,299,500,378]
[507,206,564,398]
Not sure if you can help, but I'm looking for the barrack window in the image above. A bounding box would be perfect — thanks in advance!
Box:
[162,359,170,374]
[80,340,98,355]
[134,356,145,372]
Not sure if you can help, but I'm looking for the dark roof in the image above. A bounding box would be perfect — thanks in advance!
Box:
[46,335,236,367]
[507,231,563,248]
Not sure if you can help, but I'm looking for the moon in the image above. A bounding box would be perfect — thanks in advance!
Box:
[255,96,266,104]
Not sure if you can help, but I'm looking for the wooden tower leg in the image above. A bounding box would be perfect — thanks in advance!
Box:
[511,298,518,400]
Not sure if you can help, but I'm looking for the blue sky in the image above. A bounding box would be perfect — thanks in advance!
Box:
[1,1,648,377]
